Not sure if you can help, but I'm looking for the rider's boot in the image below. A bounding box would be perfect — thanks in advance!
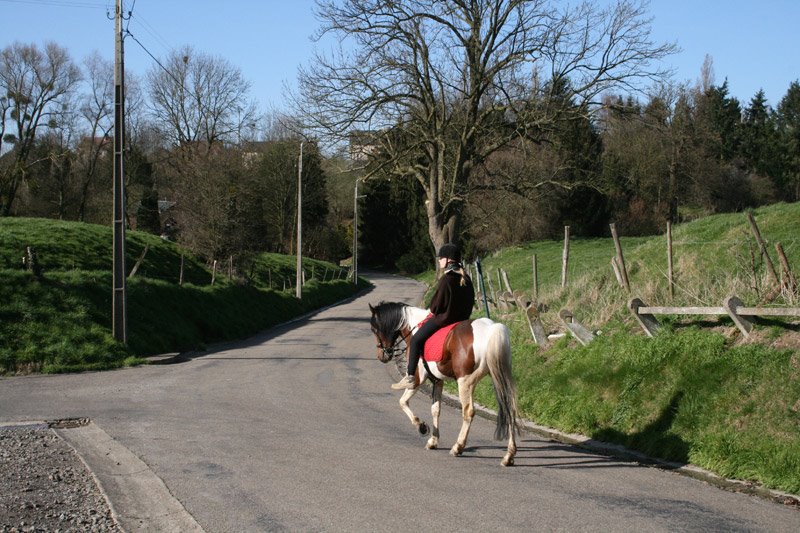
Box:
[391,374,416,390]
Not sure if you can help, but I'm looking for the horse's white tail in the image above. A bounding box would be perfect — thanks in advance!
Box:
[485,322,518,441]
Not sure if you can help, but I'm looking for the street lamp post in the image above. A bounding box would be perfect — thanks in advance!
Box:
[296,141,303,299]
[353,179,366,284]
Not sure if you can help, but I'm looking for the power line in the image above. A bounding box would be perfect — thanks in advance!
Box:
[122,0,135,33]
[124,30,185,89]
[0,0,105,8]
[118,0,186,91]
[128,11,173,54]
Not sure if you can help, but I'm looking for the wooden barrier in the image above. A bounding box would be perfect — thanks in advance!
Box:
[628,295,800,338]
[558,309,595,346]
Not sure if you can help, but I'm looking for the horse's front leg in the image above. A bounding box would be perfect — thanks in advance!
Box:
[398,386,429,436]
[451,376,476,457]
[426,380,443,449]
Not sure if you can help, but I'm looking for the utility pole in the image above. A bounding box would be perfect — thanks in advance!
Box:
[295,141,303,299]
[112,0,127,343]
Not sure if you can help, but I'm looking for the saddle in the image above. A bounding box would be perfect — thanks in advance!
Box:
[418,316,459,363]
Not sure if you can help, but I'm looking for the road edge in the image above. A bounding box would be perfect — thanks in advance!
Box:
[55,421,204,532]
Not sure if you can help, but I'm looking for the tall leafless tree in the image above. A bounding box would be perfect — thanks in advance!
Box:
[295,0,676,252]
[146,45,260,258]
[0,41,81,215]
[147,45,258,152]
[74,52,114,221]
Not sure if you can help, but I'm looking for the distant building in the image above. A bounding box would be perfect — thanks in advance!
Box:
[348,130,381,163]
[76,135,112,159]
[241,140,271,167]
[158,199,176,213]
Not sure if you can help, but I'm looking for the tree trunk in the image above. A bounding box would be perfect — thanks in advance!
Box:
[2,167,23,216]
[426,203,462,260]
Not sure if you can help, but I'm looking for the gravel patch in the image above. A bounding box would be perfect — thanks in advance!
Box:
[0,424,120,533]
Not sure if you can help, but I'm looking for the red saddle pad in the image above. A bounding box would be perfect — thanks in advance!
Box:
[422,321,459,363]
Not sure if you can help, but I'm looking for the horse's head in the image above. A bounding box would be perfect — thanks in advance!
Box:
[369,302,408,363]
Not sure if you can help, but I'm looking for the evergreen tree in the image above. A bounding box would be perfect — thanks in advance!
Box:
[136,189,162,235]
[776,81,800,200]
[741,89,780,183]
[359,177,432,273]
[699,80,742,162]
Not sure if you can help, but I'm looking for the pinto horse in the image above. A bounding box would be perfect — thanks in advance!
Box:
[369,301,519,466]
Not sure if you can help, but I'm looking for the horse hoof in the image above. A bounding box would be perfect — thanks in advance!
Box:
[426,438,438,450]
[418,422,429,435]
[450,446,463,457]
[501,456,515,467]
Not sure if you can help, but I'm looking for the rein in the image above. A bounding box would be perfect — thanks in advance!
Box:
[376,330,411,361]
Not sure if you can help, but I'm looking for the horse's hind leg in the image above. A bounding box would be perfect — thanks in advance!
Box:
[399,387,428,435]
[503,426,517,467]
[450,377,476,457]
[426,380,443,449]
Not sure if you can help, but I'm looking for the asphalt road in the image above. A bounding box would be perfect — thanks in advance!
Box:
[1,271,798,532]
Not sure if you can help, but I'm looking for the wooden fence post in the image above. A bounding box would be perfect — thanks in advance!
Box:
[558,309,595,345]
[746,212,780,288]
[532,254,539,303]
[723,295,754,338]
[561,225,570,289]
[474,258,491,319]
[179,254,184,286]
[485,268,497,310]
[501,268,513,293]
[211,260,217,285]
[24,246,43,278]
[628,297,660,337]
[128,244,149,279]
[776,242,798,297]
[667,220,675,300]
[610,223,630,292]
[611,256,624,287]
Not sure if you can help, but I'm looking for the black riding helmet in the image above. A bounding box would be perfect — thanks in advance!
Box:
[437,243,461,262]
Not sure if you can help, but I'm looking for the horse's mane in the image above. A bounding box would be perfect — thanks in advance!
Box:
[370,301,410,337]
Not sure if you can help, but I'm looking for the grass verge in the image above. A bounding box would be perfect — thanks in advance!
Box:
[0,217,365,375]
[431,202,800,495]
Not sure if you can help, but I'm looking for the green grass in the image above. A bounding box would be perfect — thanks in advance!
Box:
[0,217,364,375]
[245,252,351,290]
[1,217,212,284]
[444,202,800,494]
[474,202,800,335]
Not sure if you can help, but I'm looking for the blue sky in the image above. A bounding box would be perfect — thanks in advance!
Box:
[1,0,799,111]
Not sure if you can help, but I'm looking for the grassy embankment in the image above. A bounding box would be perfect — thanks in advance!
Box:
[423,203,800,494]
[0,217,365,375]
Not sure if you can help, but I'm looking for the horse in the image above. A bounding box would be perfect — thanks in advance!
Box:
[368,301,519,466]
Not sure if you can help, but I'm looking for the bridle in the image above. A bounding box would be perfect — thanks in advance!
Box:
[375,328,410,361]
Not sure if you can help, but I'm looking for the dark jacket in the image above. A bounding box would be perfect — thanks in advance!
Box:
[429,266,475,327]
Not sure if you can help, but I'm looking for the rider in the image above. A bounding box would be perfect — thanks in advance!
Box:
[391,243,475,390]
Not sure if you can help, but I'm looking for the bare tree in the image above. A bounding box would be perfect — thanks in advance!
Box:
[74,52,114,221]
[146,45,260,258]
[36,98,79,219]
[147,45,258,151]
[295,0,676,252]
[0,41,81,215]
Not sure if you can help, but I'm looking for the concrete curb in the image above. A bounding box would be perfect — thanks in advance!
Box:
[55,421,204,532]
